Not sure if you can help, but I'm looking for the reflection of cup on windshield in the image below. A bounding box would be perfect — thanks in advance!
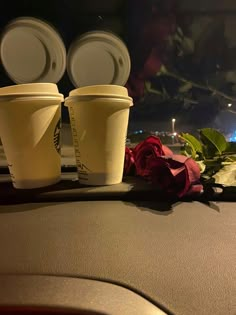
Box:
[0,83,64,189]
[65,85,133,186]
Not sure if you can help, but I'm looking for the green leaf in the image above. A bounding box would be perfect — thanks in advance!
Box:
[181,148,192,157]
[200,128,227,156]
[156,65,168,75]
[224,156,236,162]
[204,159,222,167]
[178,82,192,93]
[225,142,236,154]
[196,160,206,173]
[180,133,203,159]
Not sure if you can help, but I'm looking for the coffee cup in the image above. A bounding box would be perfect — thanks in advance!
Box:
[65,85,133,186]
[0,83,63,189]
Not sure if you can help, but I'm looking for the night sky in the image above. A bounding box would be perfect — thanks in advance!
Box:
[0,0,236,134]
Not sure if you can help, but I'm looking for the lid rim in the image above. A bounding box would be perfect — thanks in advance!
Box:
[68,84,131,98]
[0,92,64,97]
[0,95,64,102]
[64,95,133,107]
[66,94,132,100]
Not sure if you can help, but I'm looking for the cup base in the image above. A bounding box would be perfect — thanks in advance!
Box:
[78,173,123,186]
[12,176,60,189]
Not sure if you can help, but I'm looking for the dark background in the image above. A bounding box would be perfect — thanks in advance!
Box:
[0,0,236,134]
[0,0,127,123]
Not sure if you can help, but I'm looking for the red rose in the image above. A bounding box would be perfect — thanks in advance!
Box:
[142,47,162,78]
[148,155,202,197]
[133,136,173,177]
[123,136,202,197]
[124,147,135,176]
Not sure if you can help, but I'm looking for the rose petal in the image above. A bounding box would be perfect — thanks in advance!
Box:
[148,155,201,197]
[162,145,173,156]
[134,135,163,151]
[133,136,165,177]
[124,147,135,176]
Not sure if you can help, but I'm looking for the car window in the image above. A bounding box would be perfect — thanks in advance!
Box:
[0,0,236,195]
[0,1,234,141]
[126,1,236,140]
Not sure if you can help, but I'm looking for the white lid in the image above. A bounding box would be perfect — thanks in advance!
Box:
[68,84,130,97]
[67,31,131,87]
[0,83,60,95]
[64,85,133,106]
[0,17,66,84]
[0,83,64,101]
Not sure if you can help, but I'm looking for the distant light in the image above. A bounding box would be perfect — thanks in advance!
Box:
[173,132,177,136]
[228,103,232,107]
[139,130,143,134]
[229,130,236,142]
[172,118,176,122]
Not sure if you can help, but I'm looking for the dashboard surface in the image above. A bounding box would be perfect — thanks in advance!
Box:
[0,199,235,315]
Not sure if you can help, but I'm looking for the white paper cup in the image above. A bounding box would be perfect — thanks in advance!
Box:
[0,83,63,189]
[65,85,133,186]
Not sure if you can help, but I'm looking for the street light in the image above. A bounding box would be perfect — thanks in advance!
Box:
[172,118,176,134]
[171,118,176,144]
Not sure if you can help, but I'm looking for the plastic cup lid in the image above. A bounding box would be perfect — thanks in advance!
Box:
[0,83,60,95]
[0,94,64,102]
[0,83,64,101]
[68,84,130,97]
[65,84,132,105]
[0,17,66,84]
[67,31,131,87]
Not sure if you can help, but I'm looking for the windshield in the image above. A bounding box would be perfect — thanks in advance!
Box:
[0,1,235,140]
[0,0,236,195]
[126,0,236,138]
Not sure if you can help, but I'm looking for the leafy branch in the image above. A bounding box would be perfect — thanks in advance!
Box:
[145,66,236,108]
[180,128,236,185]
[163,69,236,102]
